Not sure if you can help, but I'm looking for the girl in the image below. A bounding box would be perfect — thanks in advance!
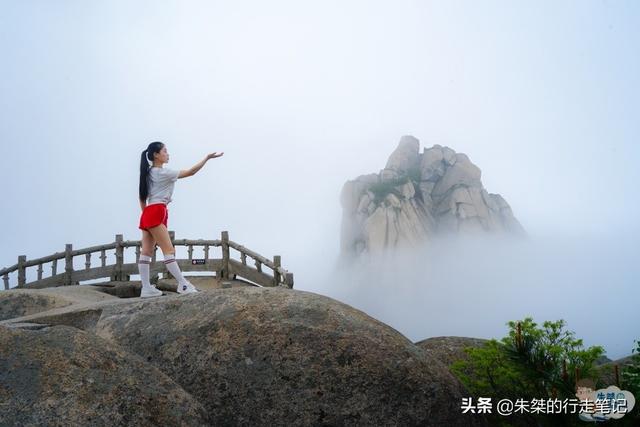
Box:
[138,142,224,298]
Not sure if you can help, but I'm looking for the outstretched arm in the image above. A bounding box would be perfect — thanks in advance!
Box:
[178,152,224,178]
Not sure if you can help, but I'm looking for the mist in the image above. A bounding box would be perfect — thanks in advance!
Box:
[297,232,639,360]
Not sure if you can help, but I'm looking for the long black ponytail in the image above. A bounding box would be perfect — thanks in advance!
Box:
[139,141,164,202]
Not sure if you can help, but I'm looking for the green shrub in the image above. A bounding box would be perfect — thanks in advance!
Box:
[451,317,605,427]
[622,339,640,394]
[621,339,640,424]
[368,166,422,205]
[368,177,406,204]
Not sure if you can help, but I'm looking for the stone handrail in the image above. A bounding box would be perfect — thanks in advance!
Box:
[0,230,294,290]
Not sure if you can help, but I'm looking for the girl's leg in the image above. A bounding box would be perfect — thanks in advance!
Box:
[146,223,175,255]
[147,224,196,291]
[140,229,156,257]
[138,229,161,294]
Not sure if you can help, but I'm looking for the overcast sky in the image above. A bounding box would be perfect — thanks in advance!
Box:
[1,1,638,358]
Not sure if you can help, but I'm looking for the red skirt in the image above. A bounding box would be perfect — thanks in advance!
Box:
[139,203,169,230]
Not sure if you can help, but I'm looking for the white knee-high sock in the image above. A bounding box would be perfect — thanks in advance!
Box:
[164,253,188,285]
[138,254,152,287]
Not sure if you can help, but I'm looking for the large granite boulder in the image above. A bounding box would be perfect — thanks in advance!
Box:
[340,136,527,257]
[0,324,209,426]
[0,285,490,426]
[91,288,485,426]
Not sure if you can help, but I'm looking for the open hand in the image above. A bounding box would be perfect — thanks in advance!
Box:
[206,152,224,160]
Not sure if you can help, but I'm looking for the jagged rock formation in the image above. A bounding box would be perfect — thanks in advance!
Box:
[0,285,488,426]
[340,135,526,256]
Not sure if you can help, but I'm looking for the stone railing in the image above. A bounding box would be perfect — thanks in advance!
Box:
[0,231,294,290]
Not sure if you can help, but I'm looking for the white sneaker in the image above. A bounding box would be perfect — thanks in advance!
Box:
[177,280,200,295]
[140,285,164,298]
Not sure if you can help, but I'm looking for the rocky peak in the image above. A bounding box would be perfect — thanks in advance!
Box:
[384,135,421,175]
[340,136,526,257]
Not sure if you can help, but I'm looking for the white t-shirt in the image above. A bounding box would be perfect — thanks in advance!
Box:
[146,167,180,205]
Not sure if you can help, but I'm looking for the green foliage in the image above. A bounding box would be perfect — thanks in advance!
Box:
[613,340,640,427]
[368,166,422,205]
[451,317,605,426]
[368,176,408,204]
[622,339,640,397]
[451,339,540,400]
[453,317,604,398]
[502,318,604,397]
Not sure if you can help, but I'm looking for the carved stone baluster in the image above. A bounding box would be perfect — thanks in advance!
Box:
[2,273,8,290]
[100,250,106,267]
[255,260,262,273]
[188,245,193,261]
[85,253,91,270]
[241,252,247,265]
[285,272,294,288]
[204,245,210,260]
[273,255,281,286]
[221,231,230,279]
[51,259,57,276]
[37,263,43,281]
[115,235,124,281]
[135,245,140,263]
[17,255,26,288]
[64,244,73,286]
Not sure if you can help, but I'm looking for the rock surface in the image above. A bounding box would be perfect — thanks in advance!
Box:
[0,324,209,426]
[93,288,485,426]
[0,285,487,426]
[415,336,489,367]
[340,136,527,257]
[0,291,73,321]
